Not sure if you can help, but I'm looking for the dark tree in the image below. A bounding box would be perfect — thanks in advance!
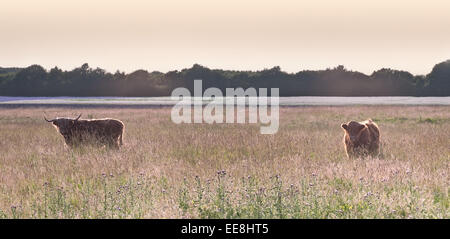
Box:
[0,60,449,96]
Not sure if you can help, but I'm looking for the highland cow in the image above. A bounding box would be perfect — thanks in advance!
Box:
[341,119,380,158]
[45,114,124,148]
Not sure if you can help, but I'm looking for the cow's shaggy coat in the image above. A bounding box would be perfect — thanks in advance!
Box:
[341,119,380,158]
[45,115,124,148]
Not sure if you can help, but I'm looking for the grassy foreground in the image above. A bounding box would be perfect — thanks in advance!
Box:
[0,106,448,218]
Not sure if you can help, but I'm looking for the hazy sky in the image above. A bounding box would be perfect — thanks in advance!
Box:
[1,0,449,75]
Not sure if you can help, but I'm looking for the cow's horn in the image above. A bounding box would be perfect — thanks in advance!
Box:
[44,116,54,122]
[75,114,82,121]
[44,113,54,122]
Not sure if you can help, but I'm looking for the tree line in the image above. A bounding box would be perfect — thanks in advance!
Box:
[0,60,449,96]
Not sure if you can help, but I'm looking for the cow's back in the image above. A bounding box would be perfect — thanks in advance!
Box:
[91,119,123,134]
[364,120,380,154]
[365,120,380,141]
[104,119,124,135]
[74,119,123,135]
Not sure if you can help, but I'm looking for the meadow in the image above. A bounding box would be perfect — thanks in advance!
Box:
[0,106,448,218]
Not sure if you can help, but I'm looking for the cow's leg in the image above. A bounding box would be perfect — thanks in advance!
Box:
[345,144,355,159]
[106,137,120,149]
[369,143,380,157]
[119,133,123,146]
[64,137,74,149]
[347,150,356,159]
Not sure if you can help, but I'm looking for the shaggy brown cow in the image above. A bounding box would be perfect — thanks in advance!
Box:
[45,114,124,148]
[341,119,380,158]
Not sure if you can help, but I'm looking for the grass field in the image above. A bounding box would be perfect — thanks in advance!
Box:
[0,106,448,218]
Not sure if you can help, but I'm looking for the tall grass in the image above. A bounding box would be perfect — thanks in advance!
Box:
[0,106,448,218]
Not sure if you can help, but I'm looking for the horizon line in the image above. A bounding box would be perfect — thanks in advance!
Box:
[1,59,449,76]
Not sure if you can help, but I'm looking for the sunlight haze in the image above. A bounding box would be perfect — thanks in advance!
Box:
[1,0,449,74]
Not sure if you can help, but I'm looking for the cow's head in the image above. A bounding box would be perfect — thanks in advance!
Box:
[45,114,81,136]
[341,121,367,144]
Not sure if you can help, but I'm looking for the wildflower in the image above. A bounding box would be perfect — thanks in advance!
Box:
[364,191,373,199]
[217,170,226,175]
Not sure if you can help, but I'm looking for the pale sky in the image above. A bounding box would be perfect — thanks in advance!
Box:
[1,0,449,75]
